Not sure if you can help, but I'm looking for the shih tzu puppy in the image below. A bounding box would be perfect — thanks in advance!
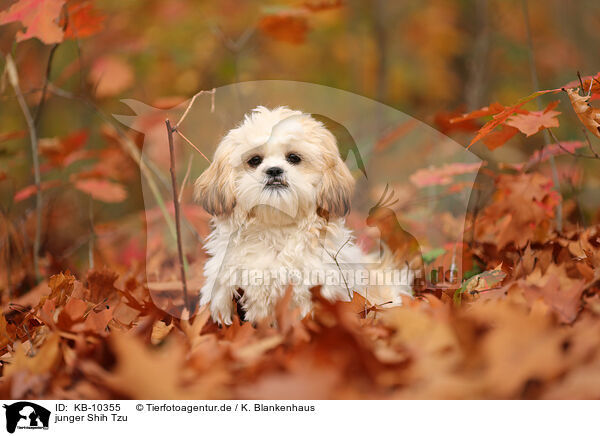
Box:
[195,106,413,324]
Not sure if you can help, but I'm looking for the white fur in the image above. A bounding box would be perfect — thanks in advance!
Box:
[195,107,412,324]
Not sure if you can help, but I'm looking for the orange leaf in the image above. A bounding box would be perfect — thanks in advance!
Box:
[482,125,519,150]
[259,12,309,44]
[0,0,66,44]
[74,178,127,203]
[61,0,105,39]
[302,0,344,12]
[449,102,505,123]
[39,129,89,167]
[14,180,61,202]
[0,130,26,143]
[410,162,482,187]
[505,102,561,137]
[467,89,562,148]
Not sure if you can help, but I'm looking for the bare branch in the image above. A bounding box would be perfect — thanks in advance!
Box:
[174,129,211,163]
[178,155,194,204]
[5,54,42,282]
[175,88,215,128]
[522,0,563,232]
[166,119,191,312]
[548,129,600,160]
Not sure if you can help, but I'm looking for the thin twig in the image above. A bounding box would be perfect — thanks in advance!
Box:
[33,43,59,127]
[522,0,563,232]
[322,237,353,300]
[548,129,600,160]
[174,129,211,163]
[166,119,190,312]
[88,195,94,270]
[175,88,215,128]
[178,155,193,204]
[5,54,42,282]
[581,128,600,159]
[577,71,585,91]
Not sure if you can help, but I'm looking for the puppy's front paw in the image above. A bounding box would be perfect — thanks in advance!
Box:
[209,298,234,325]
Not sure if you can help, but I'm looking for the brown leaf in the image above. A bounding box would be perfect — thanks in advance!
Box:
[565,88,600,138]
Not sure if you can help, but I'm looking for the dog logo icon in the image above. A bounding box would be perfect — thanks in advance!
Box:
[3,402,50,433]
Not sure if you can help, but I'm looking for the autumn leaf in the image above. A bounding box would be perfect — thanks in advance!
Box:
[4,333,61,377]
[73,178,127,202]
[504,141,586,171]
[481,125,519,150]
[302,0,344,12]
[565,88,600,138]
[258,11,309,44]
[463,89,561,148]
[0,0,66,44]
[562,73,600,100]
[409,162,482,187]
[13,180,61,202]
[434,107,480,135]
[39,129,89,167]
[61,0,105,39]
[0,130,26,143]
[454,266,507,304]
[449,102,505,123]
[505,101,561,137]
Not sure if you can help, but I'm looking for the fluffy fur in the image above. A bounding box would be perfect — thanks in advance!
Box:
[195,106,411,324]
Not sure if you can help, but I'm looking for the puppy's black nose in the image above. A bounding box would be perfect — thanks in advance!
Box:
[265,167,283,177]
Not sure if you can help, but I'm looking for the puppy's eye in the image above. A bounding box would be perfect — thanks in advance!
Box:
[286,153,301,164]
[247,155,262,168]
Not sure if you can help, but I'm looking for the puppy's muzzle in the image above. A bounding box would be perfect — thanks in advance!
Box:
[264,166,288,189]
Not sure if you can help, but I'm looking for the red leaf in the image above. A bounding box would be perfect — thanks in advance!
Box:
[61,0,105,39]
[504,141,586,171]
[410,162,482,187]
[14,180,61,202]
[466,89,562,148]
[39,129,89,167]
[434,107,480,135]
[259,12,309,44]
[302,0,344,12]
[449,102,505,123]
[73,178,127,203]
[482,125,519,150]
[0,0,66,44]
[0,130,26,143]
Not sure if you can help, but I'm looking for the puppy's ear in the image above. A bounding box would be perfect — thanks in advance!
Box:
[194,148,236,216]
[317,130,355,217]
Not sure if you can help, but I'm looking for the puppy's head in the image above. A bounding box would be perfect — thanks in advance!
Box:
[194,106,354,223]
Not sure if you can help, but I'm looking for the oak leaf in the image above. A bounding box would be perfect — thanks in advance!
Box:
[505,102,561,137]
[565,88,600,138]
[0,0,66,44]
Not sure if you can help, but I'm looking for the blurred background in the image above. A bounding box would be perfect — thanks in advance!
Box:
[1,0,600,292]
